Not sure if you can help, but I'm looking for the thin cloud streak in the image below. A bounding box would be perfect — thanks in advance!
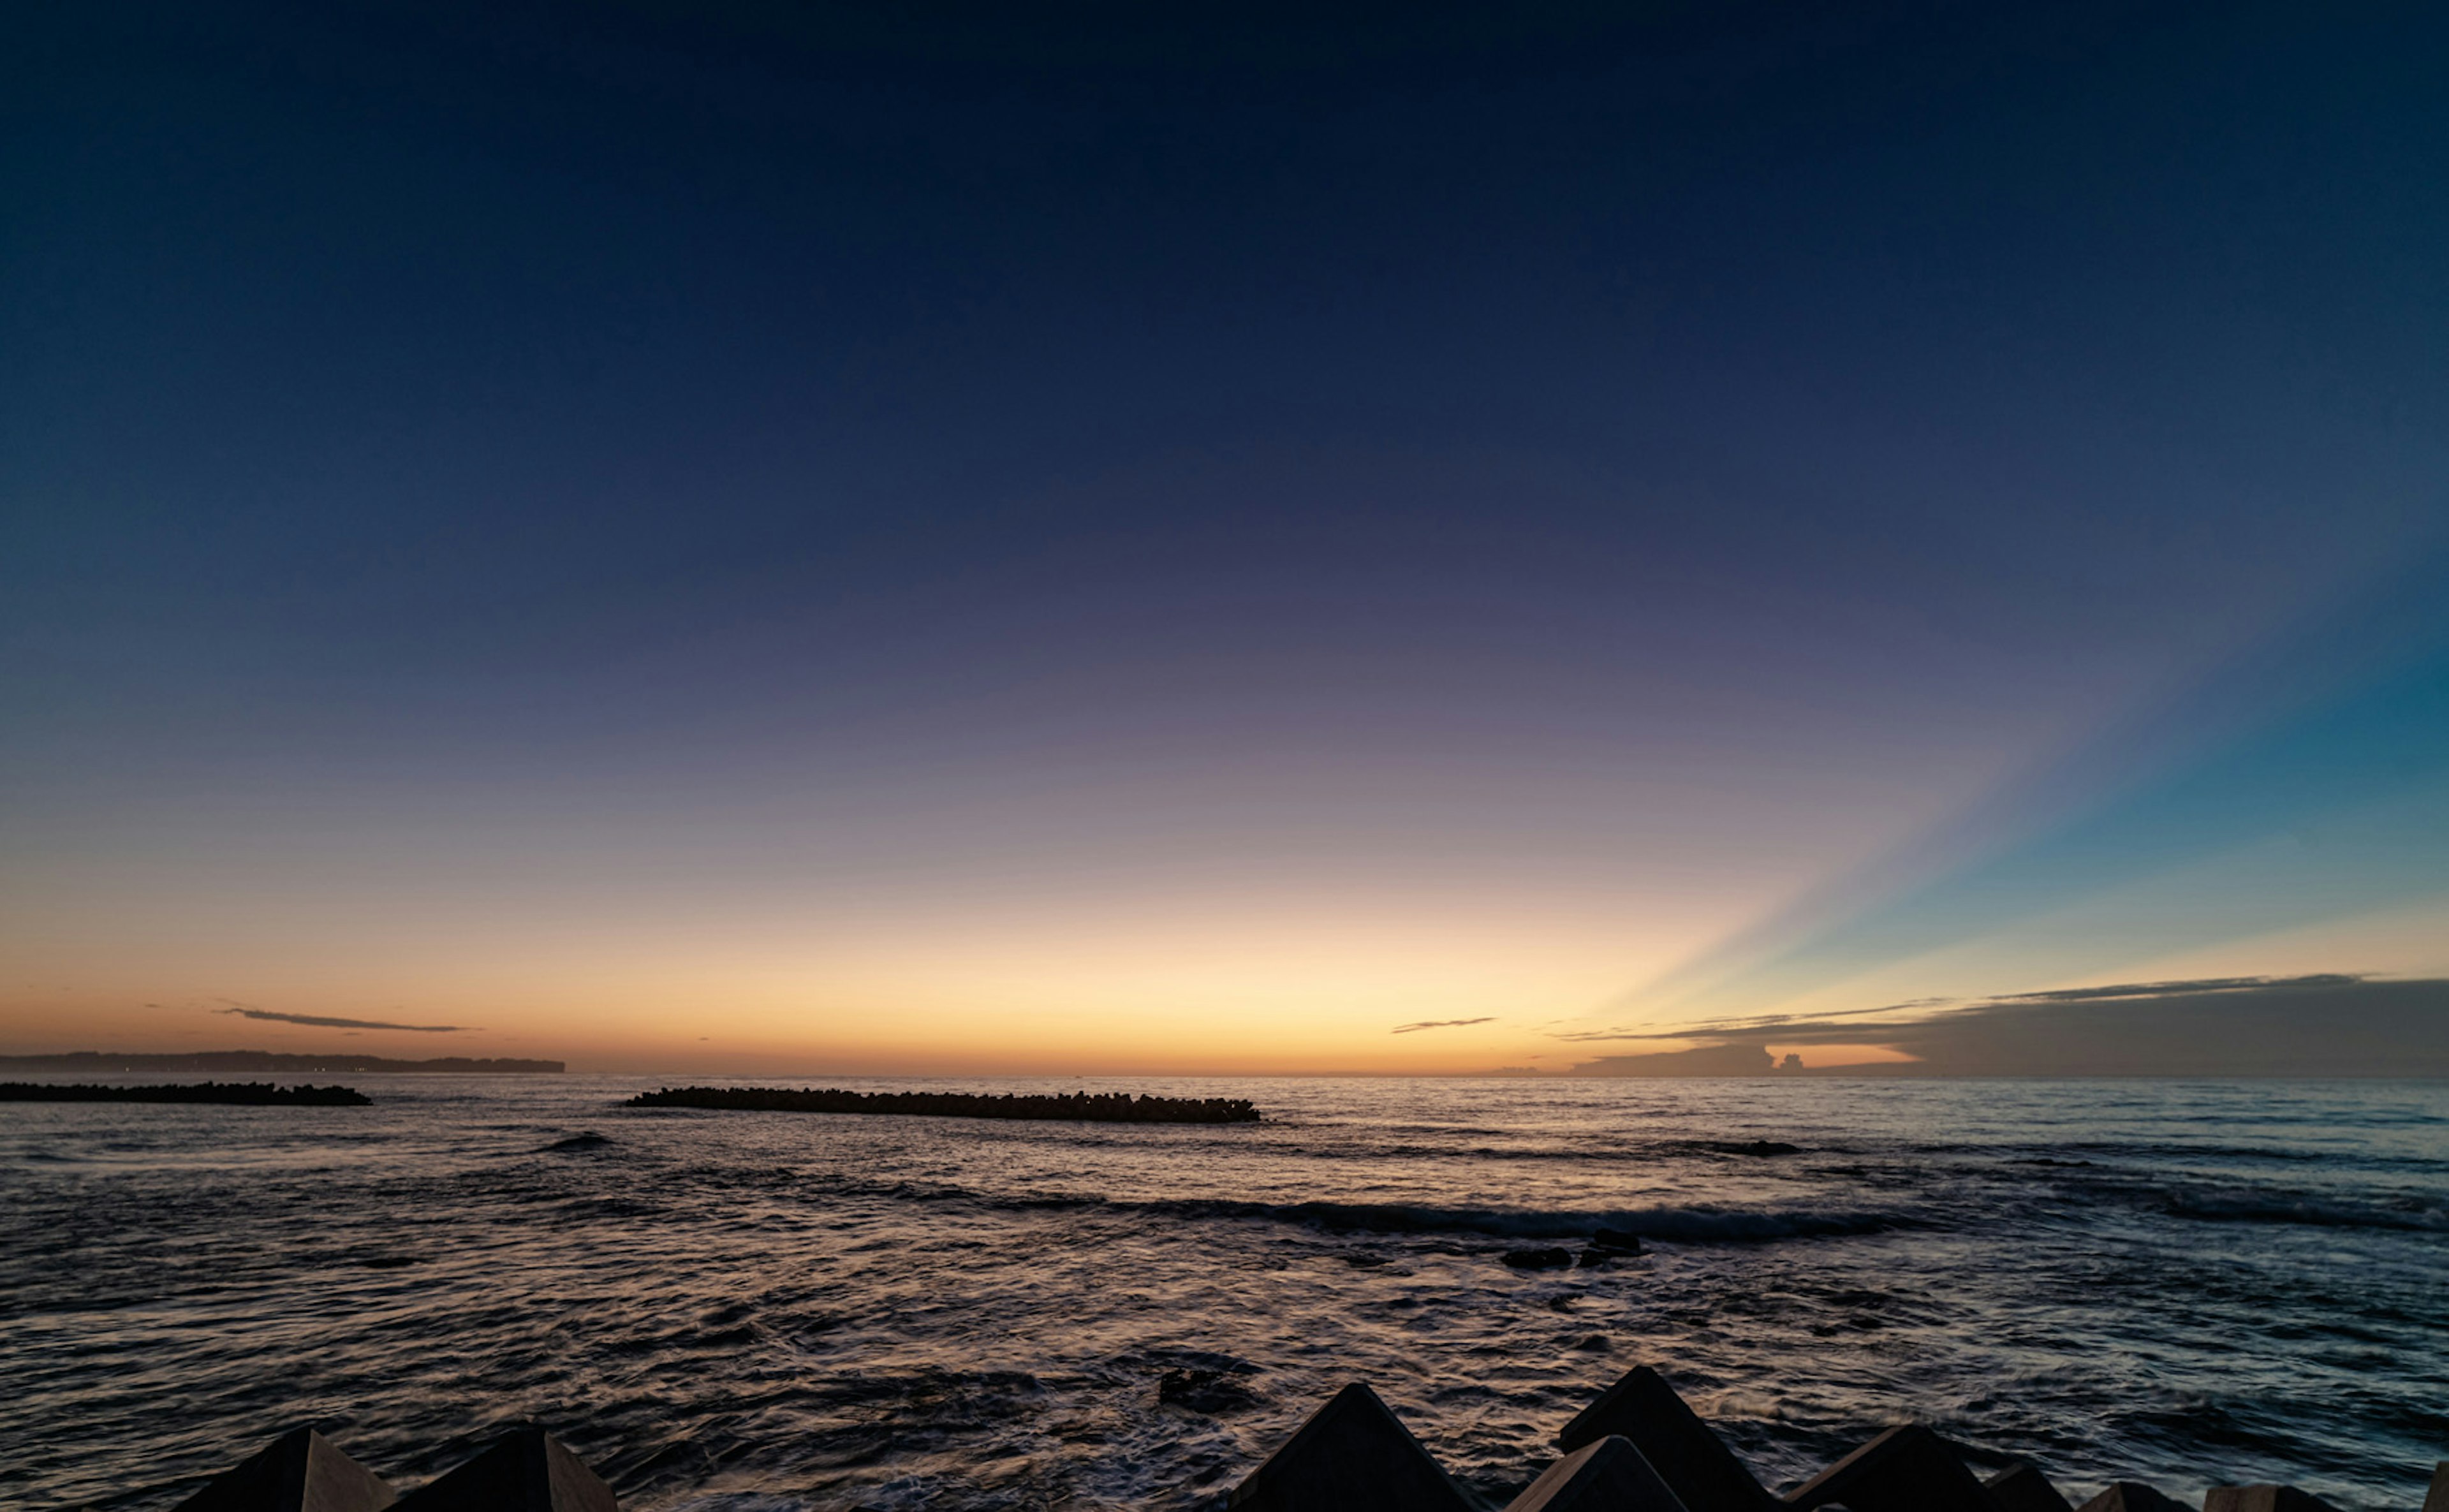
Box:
[214,1006,471,1033]
[1989,974,2363,1004]
[1557,998,1950,1042]
[1391,1017,1498,1034]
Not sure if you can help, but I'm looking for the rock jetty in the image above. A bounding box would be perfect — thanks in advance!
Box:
[623,1085,1263,1124]
[1987,1461,2076,1512]
[174,1428,608,1512]
[1510,1434,1690,1512]
[161,1365,2443,1511]
[1224,1382,1475,1512]
[173,1428,394,1512]
[0,1082,371,1106]
[393,1428,615,1512]
[1232,1365,2422,1512]
[1555,1364,1778,1512]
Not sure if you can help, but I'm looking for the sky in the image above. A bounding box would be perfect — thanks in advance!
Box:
[4,0,2446,1075]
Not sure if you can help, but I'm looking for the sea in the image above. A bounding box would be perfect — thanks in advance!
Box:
[2,1076,2443,1511]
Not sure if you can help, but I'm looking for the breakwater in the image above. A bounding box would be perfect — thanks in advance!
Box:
[175,1425,612,1512]
[0,1081,371,1106]
[165,1367,2448,1512]
[1224,1366,2446,1512]
[624,1085,1263,1123]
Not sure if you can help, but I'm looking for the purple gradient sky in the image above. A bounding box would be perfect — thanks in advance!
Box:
[4,1,2445,1070]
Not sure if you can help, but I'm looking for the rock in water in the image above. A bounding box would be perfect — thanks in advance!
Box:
[1987,1462,2075,1512]
[1160,1366,1260,1414]
[1503,1247,1575,1270]
[1580,1229,1646,1266]
[1226,1383,1474,1512]
[394,1429,615,1512]
[2204,1489,2342,1512]
[2076,1483,2196,1512]
[2425,1464,2449,1512]
[1506,1435,1692,1512]
[175,1428,396,1512]
[1784,1425,1992,1512]
[1554,1366,1776,1512]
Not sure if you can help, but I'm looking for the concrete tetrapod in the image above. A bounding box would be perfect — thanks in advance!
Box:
[1554,1367,1777,1512]
[1782,1425,1997,1512]
[1986,1462,2075,1512]
[1507,1435,1692,1512]
[174,1428,397,1512]
[2075,1483,2196,1512]
[392,1429,616,1512]
[2203,1488,2342,1512]
[1226,1383,1476,1512]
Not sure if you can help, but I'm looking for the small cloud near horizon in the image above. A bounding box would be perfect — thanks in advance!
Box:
[214,1004,471,1033]
[1567,997,1962,1042]
[1392,1017,1498,1034]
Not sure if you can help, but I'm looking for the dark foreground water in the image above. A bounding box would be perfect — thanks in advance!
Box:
[2,1076,2444,1511]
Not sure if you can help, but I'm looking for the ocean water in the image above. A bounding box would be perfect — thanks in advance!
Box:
[2,1076,2443,1511]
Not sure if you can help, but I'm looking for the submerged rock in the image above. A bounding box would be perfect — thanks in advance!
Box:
[1160,1367,1261,1414]
[1581,1229,1646,1266]
[175,1428,395,1512]
[545,1133,613,1152]
[1503,1247,1575,1270]
[1506,1435,1689,1512]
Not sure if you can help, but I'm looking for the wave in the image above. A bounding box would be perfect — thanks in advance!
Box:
[811,1176,1915,1243]
[2163,1190,2449,1232]
[1165,1198,1908,1242]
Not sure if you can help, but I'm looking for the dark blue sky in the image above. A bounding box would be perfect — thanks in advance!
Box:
[5,1,2445,1070]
